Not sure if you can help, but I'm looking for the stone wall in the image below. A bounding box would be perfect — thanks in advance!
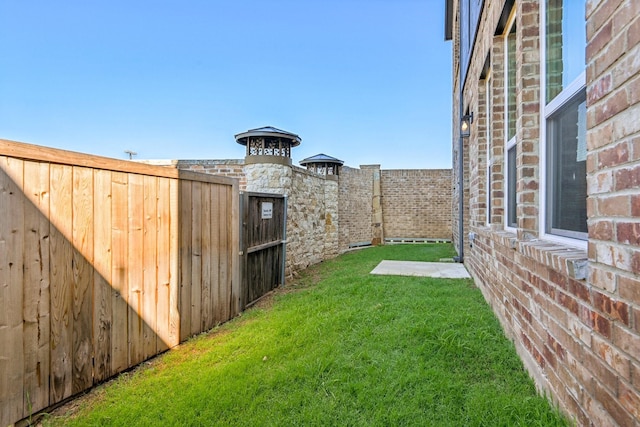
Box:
[323,178,340,259]
[156,159,452,275]
[449,0,640,424]
[381,169,452,240]
[287,166,332,274]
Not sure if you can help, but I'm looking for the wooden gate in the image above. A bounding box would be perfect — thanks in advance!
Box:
[240,192,287,307]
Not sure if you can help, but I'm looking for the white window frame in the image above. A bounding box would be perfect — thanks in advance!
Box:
[539,0,588,251]
[504,11,517,233]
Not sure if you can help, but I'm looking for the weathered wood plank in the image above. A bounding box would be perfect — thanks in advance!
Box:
[179,179,192,341]
[156,177,171,352]
[93,169,112,383]
[190,181,202,336]
[127,174,144,366]
[200,183,212,331]
[49,163,74,404]
[0,157,26,425]
[230,182,241,317]
[22,160,51,416]
[72,167,94,394]
[110,172,129,374]
[219,185,230,321]
[210,185,221,324]
[142,175,158,359]
[168,179,180,346]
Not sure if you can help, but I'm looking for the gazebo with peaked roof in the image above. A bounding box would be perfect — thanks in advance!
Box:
[299,153,344,177]
[235,126,301,165]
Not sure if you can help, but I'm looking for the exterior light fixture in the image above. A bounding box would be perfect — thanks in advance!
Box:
[461,113,473,138]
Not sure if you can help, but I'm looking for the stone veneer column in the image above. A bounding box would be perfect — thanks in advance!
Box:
[243,163,292,194]
[323,178,339,259]
[361,165,384,245]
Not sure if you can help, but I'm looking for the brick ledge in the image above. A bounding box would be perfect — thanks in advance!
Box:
[518,240,588,280]
[474,227,588,280]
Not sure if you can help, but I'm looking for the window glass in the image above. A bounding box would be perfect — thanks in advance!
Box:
[547,91,587,236]
[546,0,586,103]
[507,24,517,140]
[507,146,517,228]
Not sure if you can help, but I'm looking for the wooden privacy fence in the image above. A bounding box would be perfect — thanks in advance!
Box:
[0,139,240,426]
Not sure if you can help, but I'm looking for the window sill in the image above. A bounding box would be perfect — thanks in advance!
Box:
[518,239,588,280]
[474,227,588,281]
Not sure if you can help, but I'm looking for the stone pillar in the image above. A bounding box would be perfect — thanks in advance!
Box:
[362,165,384,245]
[323,178,339,259]
[243,163,291,195]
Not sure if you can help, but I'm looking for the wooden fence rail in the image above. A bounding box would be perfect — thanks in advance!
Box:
[0,139,240,426]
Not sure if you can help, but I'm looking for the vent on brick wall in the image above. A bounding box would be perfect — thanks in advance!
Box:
[385,238,452,244]
[348,241,372,248]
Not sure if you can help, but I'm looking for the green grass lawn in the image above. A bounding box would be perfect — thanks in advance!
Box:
[43,244,568,426]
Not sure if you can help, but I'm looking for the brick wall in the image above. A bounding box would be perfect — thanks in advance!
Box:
[585,0,640,423]
[156,159,453,273]
[176,160,247,190]
[381,169,452,240]
[451,0,640,424]
[338,166,375,250]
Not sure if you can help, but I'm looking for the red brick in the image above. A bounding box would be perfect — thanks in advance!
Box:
[587,122,614,151]
[619,380,640,420]
[616,221,640,245]
[632,194,640,216]
[594,89,629,125]
[626,15,640,48]
[592,334,631,380]
[632,251,640,274]
[628,74,640,106]
[597,194,630,216]
[591,289,630,325]
[588,72,613,104]
[619,275,640,305]
[543,344,558,369]
[589,264,616,292]
[588,18,613,59]
[584,348,619,394]
[613,324,640,359]
[633,361,640,389]
[587,309,613,338]
[593,380,635,427]
[587,0,619,37]
[584,391,619,427]
[598,140,629,168]
[547,332,566,361]
[569,278,590,302]
[589,219,613,240]
[558,291,580,316]
[615,165,640,191]
[594,32,627,79]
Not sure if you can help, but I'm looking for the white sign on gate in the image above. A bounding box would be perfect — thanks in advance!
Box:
[261,202,273,219]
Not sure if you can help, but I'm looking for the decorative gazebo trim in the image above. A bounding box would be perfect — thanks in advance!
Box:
[235,126,301,163]
[299,153,344,177]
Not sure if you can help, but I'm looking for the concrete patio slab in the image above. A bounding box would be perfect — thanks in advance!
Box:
[370,260,471,279]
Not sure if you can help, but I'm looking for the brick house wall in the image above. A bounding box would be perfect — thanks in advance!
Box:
[448,0,640,424]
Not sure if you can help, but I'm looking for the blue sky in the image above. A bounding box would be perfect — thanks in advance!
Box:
[0,0,452,169]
